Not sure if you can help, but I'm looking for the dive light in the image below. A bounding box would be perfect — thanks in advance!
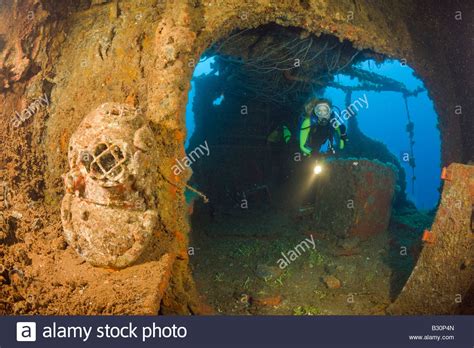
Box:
[313,163,323,175]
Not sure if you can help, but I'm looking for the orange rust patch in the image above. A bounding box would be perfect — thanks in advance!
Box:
[103,267,118,272]
[177,248,188,260]
[174,231,185,243]
[157,254,174,296]
[59,130,69,153]
[441,167,448,180]
[422,230,436,244]
[167,183,177,197]
[124,94,137,106]
[194,302,216,315]
[174,129,185,142]
[251,295,282,307]
[470,179,474,202]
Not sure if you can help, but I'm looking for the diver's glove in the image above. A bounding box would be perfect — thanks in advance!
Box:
[301,145,312,156]
[339,134,348,150]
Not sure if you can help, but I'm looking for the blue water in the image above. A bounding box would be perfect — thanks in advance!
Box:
[185,57,217,148]
[185,57,441,210]
[323,60,441,209]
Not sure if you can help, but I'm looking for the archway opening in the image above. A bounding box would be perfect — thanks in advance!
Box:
[183,24,441,314]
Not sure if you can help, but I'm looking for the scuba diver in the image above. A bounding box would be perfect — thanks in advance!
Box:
[298,97,348,156]
[293,97,349,211]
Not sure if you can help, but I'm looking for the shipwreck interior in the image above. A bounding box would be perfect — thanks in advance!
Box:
[186,25,442,314]
[0,0,472,315]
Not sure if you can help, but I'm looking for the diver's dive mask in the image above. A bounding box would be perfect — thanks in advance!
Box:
[314,103,331,126]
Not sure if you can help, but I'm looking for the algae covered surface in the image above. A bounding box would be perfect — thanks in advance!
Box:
[189,201,432,315]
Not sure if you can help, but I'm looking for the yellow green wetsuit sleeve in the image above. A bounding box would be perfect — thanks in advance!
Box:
[335,126,344,149]
[299,117,312,156]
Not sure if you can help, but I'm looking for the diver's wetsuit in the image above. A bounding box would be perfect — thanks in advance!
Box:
[308,123,340,154]
[294,114,347,209]
[299,114,347,157]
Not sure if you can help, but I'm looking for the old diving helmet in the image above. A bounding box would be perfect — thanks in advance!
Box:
[61,103,159,268]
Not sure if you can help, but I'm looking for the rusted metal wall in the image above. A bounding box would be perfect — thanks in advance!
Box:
[389,163,474,314]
